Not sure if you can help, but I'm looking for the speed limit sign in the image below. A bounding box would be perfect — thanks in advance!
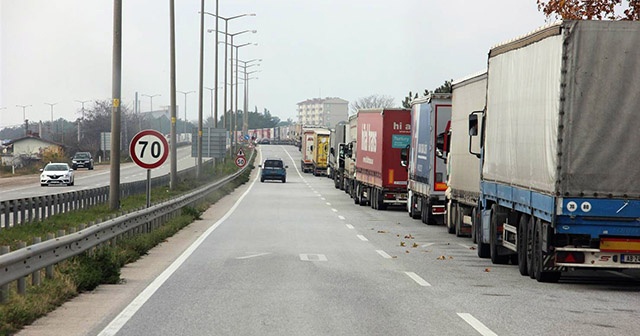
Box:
[130,130,169,169]
[235,156,246,168]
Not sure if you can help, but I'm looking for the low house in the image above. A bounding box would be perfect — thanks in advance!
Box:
[0,135,65,167]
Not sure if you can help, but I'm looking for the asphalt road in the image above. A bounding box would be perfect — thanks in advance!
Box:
[0,146,196,202]
[18,144,640,336]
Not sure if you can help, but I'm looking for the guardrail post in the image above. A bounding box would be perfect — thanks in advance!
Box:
[17,241,27,295]
[32,237,42,286]
[45,233,55,279]
[1,246,10,303]
[12,199,18,227]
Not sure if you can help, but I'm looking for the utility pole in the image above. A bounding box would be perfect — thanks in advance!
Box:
[110,0,122,210]
[197,0,205,179]
[170,0,177,189]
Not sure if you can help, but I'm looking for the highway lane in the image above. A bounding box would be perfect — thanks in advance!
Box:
[0,146,197,202]
[89,144,640,336]
[13,144,640,335]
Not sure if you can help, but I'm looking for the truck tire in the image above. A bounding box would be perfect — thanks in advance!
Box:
[409,195,420,219]
[358,185,368,206]
[476,216,490,258]
[370,189,378,209]
[376,189,387,210]
[471,207,478,244]
[490,204,510,264]
[517,214,530,276]
[533,219,561,283]
[447,202,456,234]
[455,205,466,237]
[527,217,536,279]
[420,198,428,224]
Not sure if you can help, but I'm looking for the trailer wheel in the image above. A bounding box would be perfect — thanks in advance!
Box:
[420,198,428,224]
[455,205,466,237]
[358,185,368,206]
[533,219,561,283]
[476,215,490,258]
[527,217,536,279]
[490,204,510,264]
[370,189,378,209]
[377,189,387,210]
[517,214,530,276]
[446,201,455,234]
[409,195,420,219]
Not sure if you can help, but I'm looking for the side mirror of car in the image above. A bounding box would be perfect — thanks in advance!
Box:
[39,168,44,172]
[258,165,262,168]
[285,165,289,168]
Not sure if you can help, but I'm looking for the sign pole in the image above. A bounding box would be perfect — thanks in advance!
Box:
[146,169,151,208]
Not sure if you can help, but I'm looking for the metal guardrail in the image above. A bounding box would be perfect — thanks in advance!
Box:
[0,150,254,290]
[0,162,204,230]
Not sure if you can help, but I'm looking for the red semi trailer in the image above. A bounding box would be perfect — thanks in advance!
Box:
[352,108,411,210]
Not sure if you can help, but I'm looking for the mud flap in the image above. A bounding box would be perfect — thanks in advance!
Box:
[481,208,491,245]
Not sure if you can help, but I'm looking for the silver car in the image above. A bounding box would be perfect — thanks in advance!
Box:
[40,163,75,186]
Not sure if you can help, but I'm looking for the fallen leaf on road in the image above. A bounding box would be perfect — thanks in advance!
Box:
[377,230,387,234]
[412,243,419,248]
[392,256,398,259]
[449,256,454,259]
[400,242,406,247]
[484,268,491,272]
[406,250,410,253]
[404,234,414,239]
[437,255,446,260]
[469,246,476,250]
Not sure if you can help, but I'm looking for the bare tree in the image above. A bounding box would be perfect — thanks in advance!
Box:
[349,94,396,114]
[537,0,640,20]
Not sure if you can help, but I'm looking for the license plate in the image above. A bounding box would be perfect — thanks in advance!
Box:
[621,254,640,264]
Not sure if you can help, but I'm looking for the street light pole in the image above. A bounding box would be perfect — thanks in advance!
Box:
[236,59,261,135]
[141,94,160,112]
[203,12,255,132]
[75,100,90,142]
[16,105,32,135]
[44,102,57,140]
[177,90,195,137]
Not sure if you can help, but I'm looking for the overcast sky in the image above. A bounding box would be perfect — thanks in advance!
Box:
[0,0,550,130]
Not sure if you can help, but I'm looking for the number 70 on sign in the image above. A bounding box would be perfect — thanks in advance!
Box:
[130,130,169,169]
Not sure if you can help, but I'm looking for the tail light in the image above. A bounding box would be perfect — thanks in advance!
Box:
[556,251,585,264]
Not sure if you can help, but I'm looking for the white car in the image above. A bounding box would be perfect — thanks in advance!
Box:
[40,163,75,187]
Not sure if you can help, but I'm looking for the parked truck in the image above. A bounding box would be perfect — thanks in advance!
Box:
[344,114,358,198]
[445,72,487,237]
[403,94,452,225]
[311,128,330,176]
[328,121,347,189]
[300,128,315,173]
[353,108,411,210]
[470,20,640,282]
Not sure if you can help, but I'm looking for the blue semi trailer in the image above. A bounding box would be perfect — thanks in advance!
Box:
[470,21,640,282]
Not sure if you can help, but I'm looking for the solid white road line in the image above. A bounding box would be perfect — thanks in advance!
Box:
[357,234,369,241]
[376,250,392,259]
[346,224,354,229]
[404,272,431,287]
[457,313,498,336]
[422,243,436,248]
[97,164,259,336]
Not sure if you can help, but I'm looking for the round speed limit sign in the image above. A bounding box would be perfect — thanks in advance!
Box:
[130,130,169,169]
[235,156,246,168]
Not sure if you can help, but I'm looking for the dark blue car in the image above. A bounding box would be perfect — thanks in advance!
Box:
[260,158,287,183]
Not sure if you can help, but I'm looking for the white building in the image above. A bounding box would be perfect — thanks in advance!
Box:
[296,97,348,127]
